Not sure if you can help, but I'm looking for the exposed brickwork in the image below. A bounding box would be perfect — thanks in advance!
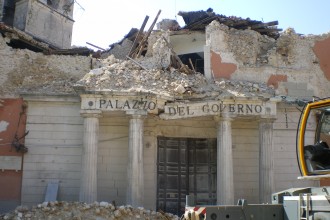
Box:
[0,99,26,205]
[211,51,237,79]
[313,37,330,80]
[267,74,288,88]
[320,179,330,186]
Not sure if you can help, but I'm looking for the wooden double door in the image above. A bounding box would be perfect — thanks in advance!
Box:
[157,137,217,216]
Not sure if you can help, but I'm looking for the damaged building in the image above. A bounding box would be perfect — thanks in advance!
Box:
[0,0,74,49]
[1,5,330,217]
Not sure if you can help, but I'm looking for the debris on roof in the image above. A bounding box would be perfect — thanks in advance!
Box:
[129,10,162,59]
[0,22,94,56]
[178,8,282,39]
[103,8,282,73]
[101,10,163,60]
[76,54,275,99]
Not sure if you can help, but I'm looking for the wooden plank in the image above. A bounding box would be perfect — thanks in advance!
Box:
[127,15,149,58]
[135,10,162,58]
[257,28,283,33]
[162,36,192,74]
[189,58,196,73]
[251,21,279,29]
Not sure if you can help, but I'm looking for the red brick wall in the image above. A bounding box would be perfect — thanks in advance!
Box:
[313,37,330,81]
[0,99,27,205]
[211,50,237,80]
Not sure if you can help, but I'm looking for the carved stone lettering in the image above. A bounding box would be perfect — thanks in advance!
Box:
[162,101,270,119]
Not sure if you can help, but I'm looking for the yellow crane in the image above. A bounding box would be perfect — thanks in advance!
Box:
[297,98,330,177]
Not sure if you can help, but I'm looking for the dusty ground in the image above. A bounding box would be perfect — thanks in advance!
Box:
[0,201,179,220]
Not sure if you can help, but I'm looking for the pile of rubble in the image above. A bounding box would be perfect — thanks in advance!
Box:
[0,201,179,220]
[76,54,275,99]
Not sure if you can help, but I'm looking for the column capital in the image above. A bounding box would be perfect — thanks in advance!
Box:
[258,116,276,123]
[214,115,234,123]
[257,118,276,124]
[80,110,102,118]
[126,109,147,118]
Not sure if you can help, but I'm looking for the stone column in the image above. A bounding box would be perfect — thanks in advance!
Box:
[126,110,147,207]
[204,45,212,80]
[215,116,234,205]
[259,118,275,203]
[79,110,102,203]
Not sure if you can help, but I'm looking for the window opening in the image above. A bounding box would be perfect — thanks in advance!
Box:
[178,53,204,75]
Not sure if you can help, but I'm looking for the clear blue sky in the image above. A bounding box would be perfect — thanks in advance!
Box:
[71,0,330,49]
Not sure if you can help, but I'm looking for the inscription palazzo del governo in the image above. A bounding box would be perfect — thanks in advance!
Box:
[82,97,276,119]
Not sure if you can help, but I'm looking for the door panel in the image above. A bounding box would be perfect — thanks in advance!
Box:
[157,137,217,216]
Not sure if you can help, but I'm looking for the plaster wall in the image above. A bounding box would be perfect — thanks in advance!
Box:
[21,98,83,207]
[97,114,129,206]
[170,32,205,56]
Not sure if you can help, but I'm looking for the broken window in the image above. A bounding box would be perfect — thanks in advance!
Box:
[178,52,204,75]
[46,0,59,9]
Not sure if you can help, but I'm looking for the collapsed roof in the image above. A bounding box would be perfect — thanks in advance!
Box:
[105,8,282,61]
[0,23,93,56]
[178,8,282,39]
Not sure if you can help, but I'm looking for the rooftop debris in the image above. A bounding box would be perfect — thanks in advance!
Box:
[129,10,162,59]
[178,8,282,39]
[127,16,150,58]
[86,42,106,51]
[76,54,274,99]
[105,8,282,73]
[0,23,93,56]
[161,36,193,75]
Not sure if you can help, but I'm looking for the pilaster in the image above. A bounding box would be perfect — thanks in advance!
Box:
[126,110,147,207]
[259,118,275,203]
[215,115,234,205]
[79,110,102,203]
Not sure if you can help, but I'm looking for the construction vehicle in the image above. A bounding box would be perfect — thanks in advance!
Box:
[183,98,330,220]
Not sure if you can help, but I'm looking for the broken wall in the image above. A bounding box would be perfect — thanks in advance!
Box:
[206,21,330,100]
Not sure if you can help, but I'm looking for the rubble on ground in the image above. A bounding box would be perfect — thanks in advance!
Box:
[0,201,179,220]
